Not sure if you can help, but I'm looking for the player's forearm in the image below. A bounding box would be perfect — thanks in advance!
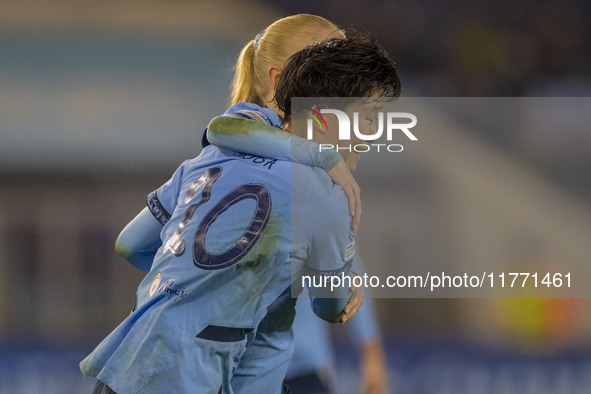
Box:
[115,207,163,272]
[114,241,156,272]
[361,339,385,360]
[207,116,342,171]
[360,339,389,394]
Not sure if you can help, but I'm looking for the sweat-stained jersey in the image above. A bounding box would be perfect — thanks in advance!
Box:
[80,103,355,394]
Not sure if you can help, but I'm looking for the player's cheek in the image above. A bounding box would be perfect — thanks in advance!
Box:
[368,121,380,141]
[358,120,376,143]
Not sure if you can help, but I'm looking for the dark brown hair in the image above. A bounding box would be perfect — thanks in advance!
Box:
[275,29,401,124]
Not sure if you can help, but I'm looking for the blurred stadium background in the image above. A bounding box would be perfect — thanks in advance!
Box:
[1,0,590,392]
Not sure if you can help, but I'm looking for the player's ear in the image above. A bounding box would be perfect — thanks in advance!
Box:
[268,66,281,87]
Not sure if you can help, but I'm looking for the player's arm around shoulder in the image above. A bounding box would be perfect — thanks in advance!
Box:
[208,110,361,235]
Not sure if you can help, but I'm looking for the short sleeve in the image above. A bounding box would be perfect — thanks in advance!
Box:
[307,193,355,274]
[302,186,355,321]
[146,161,186,225]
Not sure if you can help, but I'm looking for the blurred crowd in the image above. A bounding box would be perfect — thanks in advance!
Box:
[273,0,591,97]
[271,0,591,204]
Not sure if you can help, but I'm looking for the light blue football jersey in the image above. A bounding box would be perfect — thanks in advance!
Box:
[286,257,380,380]
[80,103,354,393]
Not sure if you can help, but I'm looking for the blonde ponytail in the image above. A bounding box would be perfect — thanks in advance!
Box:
[229,40,264,107]
[229,14,339,107]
